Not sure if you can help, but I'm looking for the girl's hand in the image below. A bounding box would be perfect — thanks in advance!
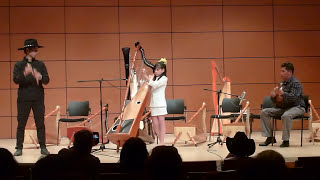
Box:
[142,68,149,81]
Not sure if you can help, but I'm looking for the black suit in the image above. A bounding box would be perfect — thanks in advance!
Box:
[13,57,49,149]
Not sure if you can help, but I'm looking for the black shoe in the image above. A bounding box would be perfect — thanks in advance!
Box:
[14,149,22,156]
[259,137,277,146]
[40,148,50,155]
[280,141,290,148]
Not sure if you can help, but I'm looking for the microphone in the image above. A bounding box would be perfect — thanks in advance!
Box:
[238,91,246,105]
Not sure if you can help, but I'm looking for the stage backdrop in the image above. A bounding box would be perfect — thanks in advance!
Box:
[1,0,320,139]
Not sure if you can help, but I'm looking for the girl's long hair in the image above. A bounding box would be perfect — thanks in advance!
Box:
[153,61,167,81]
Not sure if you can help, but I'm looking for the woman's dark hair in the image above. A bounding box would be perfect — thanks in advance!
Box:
[153,61,167,81]
[119,137,148,172]
[281,62,294,74]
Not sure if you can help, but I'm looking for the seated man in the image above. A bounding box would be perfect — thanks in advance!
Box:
[260,62,305,147]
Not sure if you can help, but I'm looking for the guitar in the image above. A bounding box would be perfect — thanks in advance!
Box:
[272,83,283,108]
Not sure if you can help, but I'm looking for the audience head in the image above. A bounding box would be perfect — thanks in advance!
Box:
[0,148,18,178]
[147,146,182,180]
[119,137,148,171]
[239,150,288,180]
[73,130,94,154]
[256,150,285,165]
[33,154,62,180]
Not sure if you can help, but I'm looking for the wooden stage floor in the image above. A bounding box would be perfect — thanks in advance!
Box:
[1,130,320,164]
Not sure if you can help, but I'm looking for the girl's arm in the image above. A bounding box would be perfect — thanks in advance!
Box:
[148,76,167,89]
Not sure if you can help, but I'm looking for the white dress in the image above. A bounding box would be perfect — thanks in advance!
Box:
[148,76,168,116]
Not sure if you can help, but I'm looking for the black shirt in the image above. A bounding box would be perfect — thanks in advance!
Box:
[281,76,305,109]
[13,57,49,102]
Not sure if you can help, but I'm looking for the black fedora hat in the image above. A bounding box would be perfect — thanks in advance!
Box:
[226,131,256,157]
[18,39,43,50]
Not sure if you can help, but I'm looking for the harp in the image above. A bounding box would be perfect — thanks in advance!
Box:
[211,65,232,136]
[107,42,154,151]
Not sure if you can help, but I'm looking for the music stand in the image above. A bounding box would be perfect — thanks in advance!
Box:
[78,78,126,152]
[203,89,241,148]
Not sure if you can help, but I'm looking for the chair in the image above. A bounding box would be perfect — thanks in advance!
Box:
[245,97,272,137]
[57,101,91,144]
[249,96,276,121]
[151,99,186,144]
[209,98,242,141]
[165,99,187,122]
[262,96,309,147]
[222,101,251,139]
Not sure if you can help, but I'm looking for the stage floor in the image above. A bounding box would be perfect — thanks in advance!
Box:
[1,130,320,164]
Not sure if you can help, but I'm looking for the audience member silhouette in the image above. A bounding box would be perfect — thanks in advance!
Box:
[146,146,183,180]
[33,154,62,180]
[119,137,149,173]
[0,148,18,179]
[58,130,100,179]
[238,150,288,180]
[256,149,285,164]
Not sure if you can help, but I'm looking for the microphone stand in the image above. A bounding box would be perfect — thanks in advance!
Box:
[78,78,126,152]
[203,89,240,148]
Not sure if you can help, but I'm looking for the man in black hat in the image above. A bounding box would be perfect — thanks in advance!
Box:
[13,39,50,156]
[225,132,256,159]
